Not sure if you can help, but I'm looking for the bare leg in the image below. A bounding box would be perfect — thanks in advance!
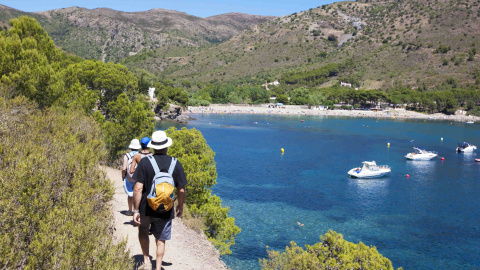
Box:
[155,240,166,270]
[128,196,133,211]
[139,227,151,265]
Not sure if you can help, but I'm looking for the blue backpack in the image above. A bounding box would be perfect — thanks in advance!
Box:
[146,156,177,213]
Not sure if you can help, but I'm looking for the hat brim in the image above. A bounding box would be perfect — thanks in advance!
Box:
[128,143,141,150]
[147,137,173,150]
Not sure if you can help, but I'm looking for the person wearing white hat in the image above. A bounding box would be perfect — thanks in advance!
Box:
[121,138,141,216]
[132,131,187,270]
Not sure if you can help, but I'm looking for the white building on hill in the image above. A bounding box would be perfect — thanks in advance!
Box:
[148,88,155,99]
[262,80,280,90]
[340,82,352,87]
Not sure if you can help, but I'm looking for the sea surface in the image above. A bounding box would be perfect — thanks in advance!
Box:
[156,114,480,270]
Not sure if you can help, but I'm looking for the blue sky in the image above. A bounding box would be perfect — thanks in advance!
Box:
[1,0,337,17]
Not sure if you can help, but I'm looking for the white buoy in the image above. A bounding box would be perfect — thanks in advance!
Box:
[441,137,443,141]
[387,142,390,147]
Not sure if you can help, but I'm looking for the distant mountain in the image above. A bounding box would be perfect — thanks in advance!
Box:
[121,0,480,89]
[0,5,274,62]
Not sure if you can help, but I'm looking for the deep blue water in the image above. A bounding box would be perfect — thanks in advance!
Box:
[156,114,480,270]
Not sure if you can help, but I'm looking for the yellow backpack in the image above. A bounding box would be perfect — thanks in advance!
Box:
[146,156,177,213]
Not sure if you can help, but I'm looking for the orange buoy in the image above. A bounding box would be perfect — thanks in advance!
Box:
[441,157,445,161]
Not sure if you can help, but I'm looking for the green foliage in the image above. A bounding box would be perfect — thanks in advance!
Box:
[103,93,155,160]
[434,45,451,54]
[468,106,480,117]
[165,127,241,255]
[260,230,402,270]
[276,94,289,104]
[327,34,338,42]
[0,16,155,161]
[0,96,132,269]
[62,60,139,108]
[282,63,342,87]
[154,81,189,107]
[290,87,311,105]
[0,16,64,108]
[200,83,268,104]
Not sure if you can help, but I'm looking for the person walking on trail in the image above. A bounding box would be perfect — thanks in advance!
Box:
[122,138,141,216]
[130,137,151,176]
[132,131,187,270]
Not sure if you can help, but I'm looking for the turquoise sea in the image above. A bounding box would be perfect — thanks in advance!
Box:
[156,114,480,270]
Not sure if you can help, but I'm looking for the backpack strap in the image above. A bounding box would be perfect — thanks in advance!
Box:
[168,158,177,175]
[147,155,160,175]
[127,151,137,160]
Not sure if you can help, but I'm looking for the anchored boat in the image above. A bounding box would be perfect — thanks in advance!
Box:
[348,161,391,179]
[456,142,477,153]
[405,147,438,160]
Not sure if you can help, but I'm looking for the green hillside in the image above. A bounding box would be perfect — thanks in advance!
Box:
[122,0,480,90]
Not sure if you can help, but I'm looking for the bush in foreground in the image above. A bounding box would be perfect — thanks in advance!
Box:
[0,96,132,269]
[260,230,402,270]
[166,127,241,255]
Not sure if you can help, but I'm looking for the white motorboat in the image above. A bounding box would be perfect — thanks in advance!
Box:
[456,142,477,153]
[405,147,438,160]
[348,161,391,179]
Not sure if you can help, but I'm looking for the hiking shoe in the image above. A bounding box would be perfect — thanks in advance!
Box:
[137,262,152,270]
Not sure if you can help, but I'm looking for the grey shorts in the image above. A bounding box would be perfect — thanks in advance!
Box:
[139,216,172,241]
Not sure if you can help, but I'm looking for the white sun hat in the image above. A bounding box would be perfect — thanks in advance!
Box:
[128,139,141,150]
[147,130,173,150]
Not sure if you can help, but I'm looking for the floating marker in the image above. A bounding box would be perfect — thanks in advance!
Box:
[281,148,284,154]
[406,174,410,178]
[441,137,443,141]
[441,157,445,161]
[387,142,390,147]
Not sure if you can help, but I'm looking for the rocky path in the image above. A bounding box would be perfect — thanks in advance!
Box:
[104,166,227,270]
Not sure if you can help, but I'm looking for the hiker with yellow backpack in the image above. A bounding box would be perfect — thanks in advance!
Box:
[132,131,187,270]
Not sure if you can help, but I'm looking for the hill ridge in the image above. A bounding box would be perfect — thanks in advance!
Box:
[0,4,274,62]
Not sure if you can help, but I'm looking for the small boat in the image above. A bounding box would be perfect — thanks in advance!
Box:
[466,121,474,124]
[475,158,480,162]
[456,142,477,153]
[348,161,391,179]
[405,147,438,160]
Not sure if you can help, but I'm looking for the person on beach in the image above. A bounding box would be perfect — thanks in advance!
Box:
[132,131,187,270]
[122,139,141,216]
[130,137,151,176]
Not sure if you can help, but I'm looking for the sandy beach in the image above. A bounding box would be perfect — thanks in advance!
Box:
[185,104,480,123]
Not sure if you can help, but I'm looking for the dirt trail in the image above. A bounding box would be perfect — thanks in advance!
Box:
[104,166,227,270]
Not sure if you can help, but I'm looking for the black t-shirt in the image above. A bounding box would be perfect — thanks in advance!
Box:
[133,153,187,219]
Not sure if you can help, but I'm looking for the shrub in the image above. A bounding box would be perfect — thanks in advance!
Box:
[260,230,402,270]
[166,127,241,255]
[0,96,132,269]
[434,45,451,53]
[328,34,338,42]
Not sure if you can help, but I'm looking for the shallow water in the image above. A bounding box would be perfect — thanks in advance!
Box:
[156,114,480,270]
